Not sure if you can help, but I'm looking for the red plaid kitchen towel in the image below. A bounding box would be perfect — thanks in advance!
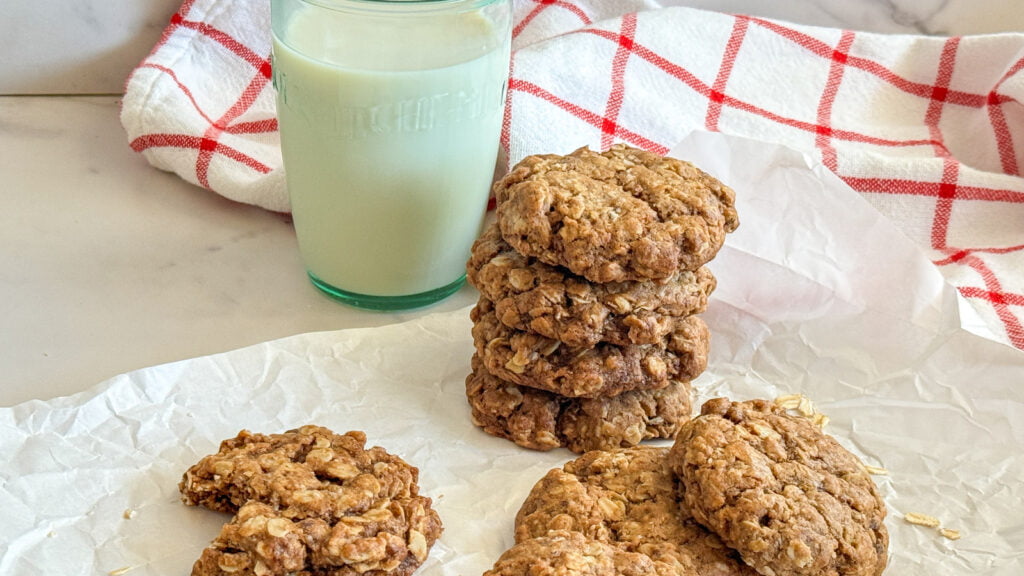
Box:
[121,0,1024,350]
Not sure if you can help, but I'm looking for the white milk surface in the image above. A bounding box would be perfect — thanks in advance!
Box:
[273,4,509,297]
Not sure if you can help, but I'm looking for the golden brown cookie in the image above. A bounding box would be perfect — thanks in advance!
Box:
[515,447,757,575]
[467,222,717,348]
[471,298,709,398]
[191,499,437,576]
[493,144,738,284]
[181,426,442,576]
[483,530,675,576]
[465,354,692,453]
[668,399,888,576]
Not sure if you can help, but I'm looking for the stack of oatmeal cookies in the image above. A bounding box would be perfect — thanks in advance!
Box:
[464,144,739,453]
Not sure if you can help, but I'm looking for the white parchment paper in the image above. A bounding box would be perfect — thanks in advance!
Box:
[2,132,1022,575]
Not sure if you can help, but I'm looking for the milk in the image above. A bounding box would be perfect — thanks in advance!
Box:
[272,2,510,304]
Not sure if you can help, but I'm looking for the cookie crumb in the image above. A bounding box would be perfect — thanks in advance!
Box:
[939,528,962,541]
[811,412,830,428]
[904,512,941,527]
[773,394,803,410]
[108,567,131,576]
[773,393,825,424]
[122,508,136,520]
[796,396,815,417]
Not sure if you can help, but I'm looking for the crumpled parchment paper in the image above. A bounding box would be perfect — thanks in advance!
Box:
[2,131,1022,575]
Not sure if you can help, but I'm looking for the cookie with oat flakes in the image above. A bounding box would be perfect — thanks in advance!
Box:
[465,353,693,453]
[515,446,757,576]
[668,398,888,576]
[467,222,717,348]
[493,144,738,284]
[471,298,709,398]
[191,499,438,576]
[181,426,442,576]
[483,530,675,576]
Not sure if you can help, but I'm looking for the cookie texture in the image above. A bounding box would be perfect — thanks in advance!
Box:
[467,222,717,348]
[466,354,693,453]
[181,426,442,576]
[515,447,757,575]
[191,499,437,576]
[471,298,709,398]
[668,399,888,576]
[483,530,673,576]
[493,144,739,283]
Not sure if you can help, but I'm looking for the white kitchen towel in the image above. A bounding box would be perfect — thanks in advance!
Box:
[121,0,1024,350]
[121,0,283,210]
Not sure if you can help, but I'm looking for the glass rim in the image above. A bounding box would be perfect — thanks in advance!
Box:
[296,0,505,14]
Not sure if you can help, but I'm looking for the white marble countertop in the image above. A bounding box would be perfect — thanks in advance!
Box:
[3,0,1022,407]
[0,96,479,406]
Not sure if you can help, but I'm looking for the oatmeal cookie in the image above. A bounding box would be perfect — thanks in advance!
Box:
[192,499,437,576]
[471,298,709,398]
[483,530,674,576]
[467,222,717,348]
[515,447,757,575]
[181,426,442,576]
[668,398,888,576]
[466,354,692,453]
[493,144,739,284]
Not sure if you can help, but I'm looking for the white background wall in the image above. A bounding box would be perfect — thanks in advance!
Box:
[0,0,181,94]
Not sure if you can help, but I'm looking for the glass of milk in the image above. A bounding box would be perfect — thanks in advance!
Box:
[271,0,511,310]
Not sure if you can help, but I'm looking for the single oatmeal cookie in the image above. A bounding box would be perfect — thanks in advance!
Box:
[192,499,438,576]
[483,530,674,576]
[465,353,693,453]
[471,298,709,398]
[515,447,757,575]
[493,144,739,283]
[668,398,888,576]
[467,223,717,348]
[181,426,442,576]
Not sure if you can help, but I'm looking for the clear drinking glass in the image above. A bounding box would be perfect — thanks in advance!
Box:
[271,0,512,310]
